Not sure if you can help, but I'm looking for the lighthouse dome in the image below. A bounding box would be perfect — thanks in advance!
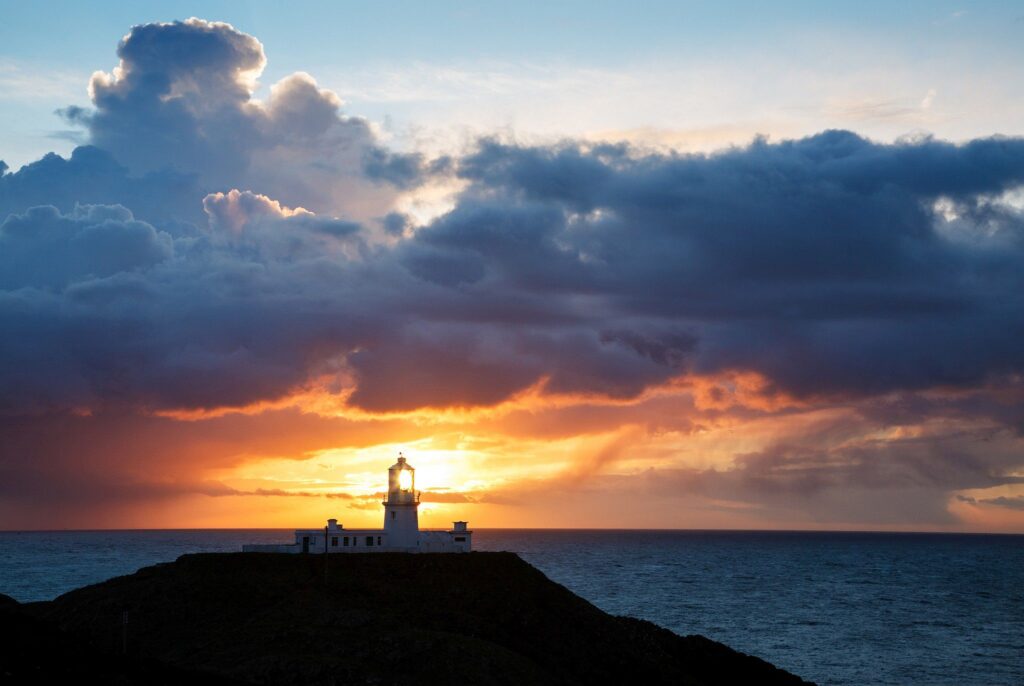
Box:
[390,455,413,471]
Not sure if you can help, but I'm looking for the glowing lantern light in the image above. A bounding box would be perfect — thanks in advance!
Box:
[398,468,413,491]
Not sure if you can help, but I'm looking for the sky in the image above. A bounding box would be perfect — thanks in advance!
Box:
[1,2,1024,531]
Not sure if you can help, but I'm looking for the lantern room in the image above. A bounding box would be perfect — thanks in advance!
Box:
[386,454,417,505]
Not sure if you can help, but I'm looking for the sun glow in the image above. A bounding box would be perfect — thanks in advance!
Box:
[398,468,413,491]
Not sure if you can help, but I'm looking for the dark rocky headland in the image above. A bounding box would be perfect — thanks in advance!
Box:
[1,552,813,685]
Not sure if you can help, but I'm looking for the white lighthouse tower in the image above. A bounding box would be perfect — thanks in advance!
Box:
[383,454,420,550]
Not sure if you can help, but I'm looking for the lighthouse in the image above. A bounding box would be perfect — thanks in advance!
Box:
[242,453,472,554]
[383,454,420,550]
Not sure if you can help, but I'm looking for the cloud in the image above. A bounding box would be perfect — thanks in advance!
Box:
[0,406,420,515]
[67,18,431,218]
[474,394,1024,527]
[201,189,363,257]
[203,188,313,233]
[0,204,172,289]
[0,198,387,415]
[2,18,1024,528]
[0,145,204,226]
[956,494,1024,511]
[3,132,1024,503]
[433,133,1024,399]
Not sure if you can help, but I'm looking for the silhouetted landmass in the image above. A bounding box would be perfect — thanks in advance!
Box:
[2,553,814,685]
[0,591,239,684]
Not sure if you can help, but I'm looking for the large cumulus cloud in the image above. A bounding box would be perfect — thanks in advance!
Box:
[1,18,1024,526]
[4,18,431,228]
[75,18,432,216]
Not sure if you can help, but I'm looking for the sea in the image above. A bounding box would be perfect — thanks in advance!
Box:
[0,529,1020,686]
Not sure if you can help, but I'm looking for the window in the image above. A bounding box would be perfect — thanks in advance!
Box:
[391,511,396,520]
[377,536,382,545]
[343,536,349,546]
[366,536,374,546]
[331,536,338,547]
[454,536,466,542]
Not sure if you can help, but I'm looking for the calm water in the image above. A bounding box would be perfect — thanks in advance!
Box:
[0,529,1021,685]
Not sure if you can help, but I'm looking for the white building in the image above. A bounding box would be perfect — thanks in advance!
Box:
[242,455,472,554]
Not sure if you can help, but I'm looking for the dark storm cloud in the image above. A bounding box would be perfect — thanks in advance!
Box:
[415,132,1024,399]
[0,200,393,415]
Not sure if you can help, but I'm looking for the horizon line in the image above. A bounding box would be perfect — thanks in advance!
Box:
[2,527,1021,536]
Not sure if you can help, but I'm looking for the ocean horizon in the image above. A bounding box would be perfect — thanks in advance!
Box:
[1,529,1021,685]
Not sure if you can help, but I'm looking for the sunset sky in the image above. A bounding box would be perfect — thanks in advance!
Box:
[2,2,1024,531]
